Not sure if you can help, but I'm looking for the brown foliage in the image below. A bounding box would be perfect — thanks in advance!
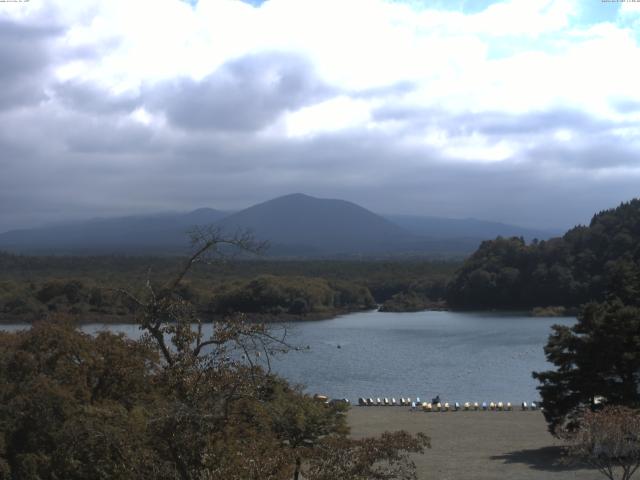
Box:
[564,406,640,480]
[305,431,431,480]
[0,231,431,480]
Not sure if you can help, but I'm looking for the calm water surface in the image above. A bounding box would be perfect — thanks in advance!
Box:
[2,310,574,404]
[271,310,574,403]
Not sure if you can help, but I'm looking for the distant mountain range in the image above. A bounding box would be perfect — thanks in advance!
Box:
[384,214,557,242]
[0,194,560,257]
[0,209,229,255]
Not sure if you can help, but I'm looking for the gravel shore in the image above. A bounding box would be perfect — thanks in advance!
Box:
[348,407,603,480]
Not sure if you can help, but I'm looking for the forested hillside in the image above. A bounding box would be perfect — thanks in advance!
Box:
[446,199,640,309]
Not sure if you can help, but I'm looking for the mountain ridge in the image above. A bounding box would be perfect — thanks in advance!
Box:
[0,194,558,257]
[215,193,416,254]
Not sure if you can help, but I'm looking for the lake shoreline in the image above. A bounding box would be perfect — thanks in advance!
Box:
[0,306,376,325]
[0,304,578,325]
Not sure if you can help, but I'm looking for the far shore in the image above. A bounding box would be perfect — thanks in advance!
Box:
[0,305,580,326]
[348,407,602,480]
[0,308,370,325]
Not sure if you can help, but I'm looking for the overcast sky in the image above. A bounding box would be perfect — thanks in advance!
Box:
[1,0,639,232]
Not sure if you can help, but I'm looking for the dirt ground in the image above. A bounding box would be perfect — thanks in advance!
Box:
[348,407,604,480]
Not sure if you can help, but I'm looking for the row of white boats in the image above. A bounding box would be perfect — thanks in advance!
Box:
[357,397,541,411]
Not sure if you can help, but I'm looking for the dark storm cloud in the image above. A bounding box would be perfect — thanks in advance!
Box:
[64,119,156,154]
[526,141,640,170]
[0,131,36,168]
[146,51,335,131]
[164,125,409,180]
[54,80,142,115]
[1,103,639,234]
[0,19,61,110]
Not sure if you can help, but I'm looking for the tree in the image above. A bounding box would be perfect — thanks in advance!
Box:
[563,406,640,480]
[116,228,296,480]
[0,318,160,479]
[1,227,431,479]
[266,379,349,480]
[446,198,640,310]
[533,300,640,435]
[120,227,430,479]
[305,431,430,480]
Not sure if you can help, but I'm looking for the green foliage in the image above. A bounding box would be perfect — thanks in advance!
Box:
[0,253,455,323]
[264,379,349,480]
[533,300,640,435]
[379,291,442,312]
[212,275,376,316]
[305,431,430,480]
[0,233,430,479]
[530,305,569,317]
[213,275,335,315]
[0,317,355,479]
[0,319,159,479]
[447,199,640,309]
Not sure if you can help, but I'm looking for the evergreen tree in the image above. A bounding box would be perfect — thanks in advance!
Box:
[533,300,640,435]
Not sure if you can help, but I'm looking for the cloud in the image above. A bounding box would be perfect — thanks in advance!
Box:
[0,0,640,234]
[54,80,141,115]
[147,51,333,131]
[612,98,640,114]
[373,106,616,138]
[64,117,156,154]
[0,19,61,109]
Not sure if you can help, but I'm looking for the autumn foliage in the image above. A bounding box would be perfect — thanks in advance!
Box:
[0,230,429,480]
[564,406,640,480]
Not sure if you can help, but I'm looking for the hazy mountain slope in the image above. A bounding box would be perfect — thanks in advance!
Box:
[216,193,416,254]
[0,194,561,257]
[0,208,229,254]
[385,214,560,241]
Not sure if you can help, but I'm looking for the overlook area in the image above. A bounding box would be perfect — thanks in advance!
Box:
[2,0,640,478]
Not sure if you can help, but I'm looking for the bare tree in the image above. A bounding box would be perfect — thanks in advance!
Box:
[115,228,298,480]
[116,227,281,366]
[563,406,640,480]
[111,227,430,480]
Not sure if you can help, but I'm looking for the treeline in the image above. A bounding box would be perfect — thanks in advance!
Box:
[447,199,640,309]
[0,278,132,320]
[0,254,458,321]
[0,275,374,322]
[7,197,640,317]
[212,275,375,316]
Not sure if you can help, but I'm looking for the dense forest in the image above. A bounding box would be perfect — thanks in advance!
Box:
[0,253,456,322]
[446,199,640,309]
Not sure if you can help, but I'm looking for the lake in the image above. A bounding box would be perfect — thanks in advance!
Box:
[1,310,574,404]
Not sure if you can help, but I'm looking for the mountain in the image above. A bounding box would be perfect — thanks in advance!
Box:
[385,215,560,241]
[215,193,416,255]
[0,194,560,257]
[0,208,229,255]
